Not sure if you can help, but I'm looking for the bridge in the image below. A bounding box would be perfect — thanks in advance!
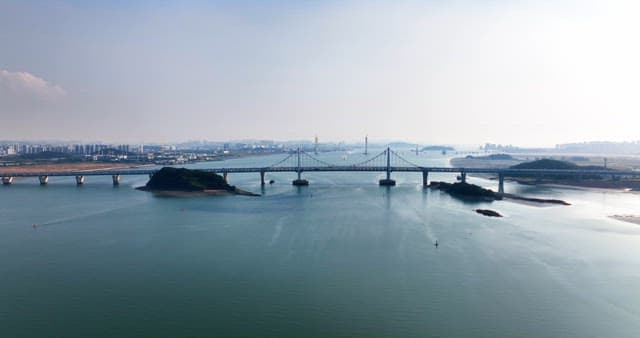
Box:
[2,147,639,194]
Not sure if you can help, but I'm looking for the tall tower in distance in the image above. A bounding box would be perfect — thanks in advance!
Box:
[364,135,368,155]
[314,135,318,154]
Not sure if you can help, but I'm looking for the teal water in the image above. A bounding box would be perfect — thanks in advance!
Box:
[1,151,640,337]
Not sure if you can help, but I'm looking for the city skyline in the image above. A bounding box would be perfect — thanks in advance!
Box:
[2,0,640,146]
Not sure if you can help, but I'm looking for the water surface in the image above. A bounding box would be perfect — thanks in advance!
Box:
[1,151,639,337]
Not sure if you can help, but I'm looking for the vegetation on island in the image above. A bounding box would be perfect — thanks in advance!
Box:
[510,158,601,170]
[140,167,235,192]
[430,181,571,205]
[429,181,501,201]
[509,159,604,179]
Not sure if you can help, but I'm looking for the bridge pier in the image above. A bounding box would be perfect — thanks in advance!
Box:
[422,170,429,187]
[112,175,120,186]
[75,176,85,185]
[379,178,396,186]
[39,176,49,185]
[460,172,467,183]
[2,177,14,185]
[379,147,396,186]
[292,170,309,186]
[292,148,309,186]
[260,171,266,185]
[223,172,228,183]
[498,173,505,194]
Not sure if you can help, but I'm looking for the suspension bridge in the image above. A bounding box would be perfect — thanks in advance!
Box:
[2,147,639,194]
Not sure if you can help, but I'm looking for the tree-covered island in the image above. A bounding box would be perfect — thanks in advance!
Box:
[138,167,258,196]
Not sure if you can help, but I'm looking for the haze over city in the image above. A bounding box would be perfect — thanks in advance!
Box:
[2,0,640,145]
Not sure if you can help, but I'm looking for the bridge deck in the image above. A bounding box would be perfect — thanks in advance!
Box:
[1,167,638,177]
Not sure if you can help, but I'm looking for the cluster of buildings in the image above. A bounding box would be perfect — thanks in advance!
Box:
[0,143,143,156]
[0,140,294,165]
[0,138,354,166]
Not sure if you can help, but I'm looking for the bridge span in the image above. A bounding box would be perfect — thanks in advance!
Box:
[2,148,639,194]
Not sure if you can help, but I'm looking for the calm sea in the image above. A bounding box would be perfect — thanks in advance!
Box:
[1,150,639,337]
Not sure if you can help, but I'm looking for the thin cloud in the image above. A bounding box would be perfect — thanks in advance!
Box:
[0,69,66,98]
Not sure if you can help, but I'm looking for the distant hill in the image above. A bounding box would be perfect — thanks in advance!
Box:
[510,159,578,170]
[510,159,604,171]
[509,159,605,179]
[422,145,455,151]
[465,154,514,160]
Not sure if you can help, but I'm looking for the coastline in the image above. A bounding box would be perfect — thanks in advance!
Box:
[450,157,640,192]
[609,215,640,226]
[136,187,260,197]
[500,193,570,206]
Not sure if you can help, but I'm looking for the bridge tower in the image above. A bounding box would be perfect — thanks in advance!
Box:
[314,135,318,155]
[379,147,396,186]
[292,147,309,186]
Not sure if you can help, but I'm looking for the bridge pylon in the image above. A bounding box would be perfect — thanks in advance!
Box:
[379,147,396,186]
[292,147,309,186]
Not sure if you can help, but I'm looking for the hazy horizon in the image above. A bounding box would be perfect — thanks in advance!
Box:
[3,137,640,150]
[2,0,640,146]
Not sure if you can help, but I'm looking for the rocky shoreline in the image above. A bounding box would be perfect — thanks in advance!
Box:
[136,186,260,197]
[475,209,503,217]
[430,181,571,206]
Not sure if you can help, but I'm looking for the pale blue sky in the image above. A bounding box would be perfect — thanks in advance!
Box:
[1,0,639,146]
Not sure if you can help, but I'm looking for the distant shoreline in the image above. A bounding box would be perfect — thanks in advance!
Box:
[0,162,153,174]
[450,156,640,191]
[610,215,640,226]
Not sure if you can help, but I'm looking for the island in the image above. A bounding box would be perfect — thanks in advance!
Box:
[137,167,259,196]
[475,209,503,217]
[429,181,502,201]
[507,159,640,189]
[429,181,570,205]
